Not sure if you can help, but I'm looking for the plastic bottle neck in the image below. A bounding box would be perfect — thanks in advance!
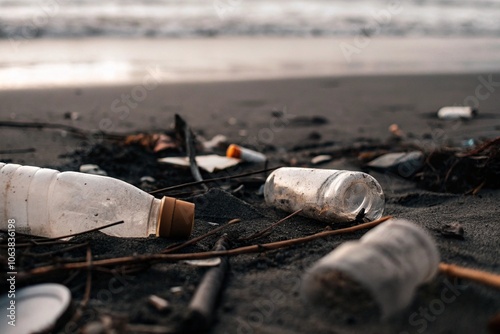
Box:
[148,198,162,236]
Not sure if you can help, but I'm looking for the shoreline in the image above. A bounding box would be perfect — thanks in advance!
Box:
[1,37,500,90]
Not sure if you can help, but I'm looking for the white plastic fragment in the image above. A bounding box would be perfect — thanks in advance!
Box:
[183,258,222,267]
[437,106,477,120]
[148,295,170,311]
[158,154,240,173]
[79,164,107,176]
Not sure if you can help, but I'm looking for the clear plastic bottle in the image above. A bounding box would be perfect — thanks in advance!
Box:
[301,219,440,318]
[264,167,384,223]
[0,162,194,238]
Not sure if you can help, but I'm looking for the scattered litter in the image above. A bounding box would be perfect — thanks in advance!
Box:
[264,167,384,222]
[226,144,267,163]
[148,295,170,311]
[124,133,177,152]
[231,184,245,196]
[311,154,332,165]
[301,219,439,318]
[158,154,240,173]
[440,222,465,240]
[140,176,156,183]
[206,221,220,226]
[367,151,424,177]
[417,136,500,193]
[389,123,404,137]
[183,257,222,267]
[202,134,228,151]
[437,106,477,120]
[461,138,475,148]
[64,111,80,121]
[0,283,73,334]
[257,184,265,196]
[170,286,183,294]
[79,164,107,176]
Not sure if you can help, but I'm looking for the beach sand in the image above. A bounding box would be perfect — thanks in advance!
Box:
[1,73,499,333]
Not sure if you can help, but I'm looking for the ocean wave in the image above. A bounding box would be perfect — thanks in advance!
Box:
[1,0,500,39]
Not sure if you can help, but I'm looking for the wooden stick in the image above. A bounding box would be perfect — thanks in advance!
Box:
[175,114,208,190]
[19,216,392,278]
[439,262,500,290]
[185,235,230,331]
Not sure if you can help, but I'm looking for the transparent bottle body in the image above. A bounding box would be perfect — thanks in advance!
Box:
[301,219,440,317]
[0,163,159,238]
[264,167,384,222]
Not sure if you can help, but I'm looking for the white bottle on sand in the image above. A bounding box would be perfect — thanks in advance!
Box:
[301,219,440,318]
[0,162,194,238]
[264,167,384,223]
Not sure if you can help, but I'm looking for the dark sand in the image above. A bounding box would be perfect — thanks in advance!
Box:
[1,73,500,333]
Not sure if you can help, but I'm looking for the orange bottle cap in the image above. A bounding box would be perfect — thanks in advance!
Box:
[226,144,242,159]
[157,196,195,238]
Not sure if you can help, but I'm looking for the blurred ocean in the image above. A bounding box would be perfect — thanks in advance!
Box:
[1,0,500,39]
[1,0,500,89]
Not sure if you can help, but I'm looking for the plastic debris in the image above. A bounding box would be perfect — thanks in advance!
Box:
[264,167,384,223]
[183,258,222,267]
[0,283,73,334]
[0,162,194,238]
[170,286,183,294]
[140,176,156,183]
[367,151,424,177]
[311,155,333,165]
[437,106,477,120]
[158,154,240,173]
[389,123,404,137]
[301,219,440,318]
[226,144,267,163]
[202,134,228,151]
[148,295,170,311]
[79,164,107,176]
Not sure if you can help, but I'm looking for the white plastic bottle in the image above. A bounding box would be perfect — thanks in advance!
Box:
[0,163,194,238]
[301,219,440,318]
[264,167,384,223]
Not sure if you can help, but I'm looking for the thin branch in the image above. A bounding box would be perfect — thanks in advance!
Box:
[175,114,208,190]
[19,216,392,278]
[238,209,303,242]
[40,220,125,241]
[82,246,93,307]
[162,219,240,254]
[22,242,89,258]
[439,262,500,290]
[149,167,279,195]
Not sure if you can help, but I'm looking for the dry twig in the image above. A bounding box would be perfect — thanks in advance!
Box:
[439,262,500,290]
[19,216,392,279]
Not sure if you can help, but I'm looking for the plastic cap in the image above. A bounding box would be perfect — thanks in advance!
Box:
[157,196,195,238]
[226,144,242,159]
